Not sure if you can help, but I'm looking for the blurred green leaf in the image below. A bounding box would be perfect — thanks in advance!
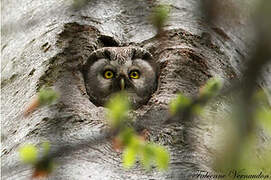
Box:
[129,136,141,150]
[120,134,170,171]
[19,144,38,164]
[141,144,155,170]
[38,88,59,106]
[192,104,204,115]
[150,4,171,30]
[119,127,135,146]
[169,94,191,115]
[200,77,223,98]
[123,147,137,168]
[106,92,170,171]
[153,145,169,170]
[106,92,130,128]
[42,142,51,155]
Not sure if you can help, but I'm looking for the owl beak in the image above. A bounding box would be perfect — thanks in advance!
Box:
[120,78,125,90]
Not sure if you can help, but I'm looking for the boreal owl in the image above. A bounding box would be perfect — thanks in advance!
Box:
[83,46,159,108]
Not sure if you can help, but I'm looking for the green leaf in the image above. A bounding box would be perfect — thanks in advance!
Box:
[169,94,191,115]
[153,145,169,170]
[42,142,51,155]
[150,4,171,30]
[123,147,136,168]
[106,92,130,128]
[141,144,155,170]
[19,144,38,164]
[192,104,203,115]
[119,128,135,146]
[38,88,59,106]
[200,77,222,98]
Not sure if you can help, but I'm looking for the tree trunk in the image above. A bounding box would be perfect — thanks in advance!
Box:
[1,0,259,179]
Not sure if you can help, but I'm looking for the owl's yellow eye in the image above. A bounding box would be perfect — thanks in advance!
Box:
[103,70,114,79]
[129,70,140,79]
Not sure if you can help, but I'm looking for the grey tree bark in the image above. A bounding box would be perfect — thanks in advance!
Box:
[1,0,265,179]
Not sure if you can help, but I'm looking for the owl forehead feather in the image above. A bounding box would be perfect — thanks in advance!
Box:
[90,47,153,65]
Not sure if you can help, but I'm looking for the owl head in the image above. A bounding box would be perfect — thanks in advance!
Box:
[83,47,159,108]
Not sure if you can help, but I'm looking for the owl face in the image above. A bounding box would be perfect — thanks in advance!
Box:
[83,47,159,108]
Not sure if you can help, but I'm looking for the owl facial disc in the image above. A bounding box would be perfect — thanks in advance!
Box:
[83,46,159,109]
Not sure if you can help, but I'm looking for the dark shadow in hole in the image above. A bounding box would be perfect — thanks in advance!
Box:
[98,35,120,47]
